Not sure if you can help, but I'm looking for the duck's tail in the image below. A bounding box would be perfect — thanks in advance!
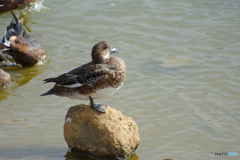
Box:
[40,89,54,96]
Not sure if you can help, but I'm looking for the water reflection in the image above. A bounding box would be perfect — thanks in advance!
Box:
[0,147,138,160]
[0,65,46,101]
[65,151,138,160]
[19,12,33,32]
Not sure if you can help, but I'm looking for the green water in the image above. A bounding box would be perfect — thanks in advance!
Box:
[0,0,240,160]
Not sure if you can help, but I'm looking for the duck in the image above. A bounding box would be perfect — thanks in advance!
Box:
[0,10,46,68]
[0,54,11,86]
[41,41,126,113]
[0,0,38,13]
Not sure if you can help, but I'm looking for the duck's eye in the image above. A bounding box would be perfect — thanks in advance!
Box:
[103,45,107,50]
[15,39,19,44]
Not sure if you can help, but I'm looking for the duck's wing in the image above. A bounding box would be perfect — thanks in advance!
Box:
[9,10,31,39]
[1,10,32,46]
[0,10,18,46]
[43,73,85,88]
[43,62,92,87]
[82,64,116,85]
[43,63,115,88]
[5,10,23,38]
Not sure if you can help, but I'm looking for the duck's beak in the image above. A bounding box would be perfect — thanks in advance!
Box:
[110,47,119,54]
[1,37,11,48]
[7,61,17,66]
[2,41,10,48]
[0,38,10,52]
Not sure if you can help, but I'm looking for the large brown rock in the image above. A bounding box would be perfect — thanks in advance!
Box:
[64,104,140,159]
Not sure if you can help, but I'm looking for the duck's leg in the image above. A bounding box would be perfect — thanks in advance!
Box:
[89,96,106,113]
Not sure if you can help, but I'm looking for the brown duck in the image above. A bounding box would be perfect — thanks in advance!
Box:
[41,41,126,113]
[0,10,46,67]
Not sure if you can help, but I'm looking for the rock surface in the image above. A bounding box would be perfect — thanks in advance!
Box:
[64,104,140,159]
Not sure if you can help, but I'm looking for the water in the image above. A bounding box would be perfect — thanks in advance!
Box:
[0,0,240,160]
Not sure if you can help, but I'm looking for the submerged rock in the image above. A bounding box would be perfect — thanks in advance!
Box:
[64,104,140,159]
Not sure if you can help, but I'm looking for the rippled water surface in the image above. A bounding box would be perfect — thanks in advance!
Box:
[0,0,240,160]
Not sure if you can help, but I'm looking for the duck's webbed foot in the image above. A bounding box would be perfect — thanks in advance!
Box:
[89,96,106,113]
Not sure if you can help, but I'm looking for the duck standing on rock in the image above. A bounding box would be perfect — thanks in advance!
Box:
[0,10,46,68]
[41,41,126,113]
[0,54,11,86]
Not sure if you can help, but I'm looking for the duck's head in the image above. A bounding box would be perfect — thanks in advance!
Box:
[7,36,29,53]
[91,41,118,64]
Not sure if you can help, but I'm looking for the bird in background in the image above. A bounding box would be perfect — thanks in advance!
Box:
[0,10,46,68]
